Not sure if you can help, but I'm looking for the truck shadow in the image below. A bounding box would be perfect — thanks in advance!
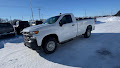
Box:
[36,33,120,68]
[95,21,106,24]
[0,42,4,49]
[0,34,16,40]
[0,35,24,49]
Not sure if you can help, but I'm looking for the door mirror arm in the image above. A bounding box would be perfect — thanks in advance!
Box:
[59,21,63,27]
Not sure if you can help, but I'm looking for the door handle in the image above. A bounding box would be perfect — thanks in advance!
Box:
[72,24,75,26]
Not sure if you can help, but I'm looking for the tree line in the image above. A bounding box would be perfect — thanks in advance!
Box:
[0,18,21,25]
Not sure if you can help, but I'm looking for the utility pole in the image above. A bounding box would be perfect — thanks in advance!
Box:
[102,11,105,16]
[30,16,31,20]
[38,8,41,20]
[41,14,43,19]
[10,16,11,21]
[22,16,23,20]
[85,9,86,17]
[30,0,34,21]
[10,16,12,24]
[111,9,113,16]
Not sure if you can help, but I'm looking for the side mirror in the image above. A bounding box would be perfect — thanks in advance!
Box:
[59,21,63,27]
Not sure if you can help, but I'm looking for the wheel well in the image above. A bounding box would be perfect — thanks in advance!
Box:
[41,34,59,46]
[87,25,92,31]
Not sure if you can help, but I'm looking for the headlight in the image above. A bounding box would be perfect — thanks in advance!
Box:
[30,31,39,35]
[22,31,39,35]
[33,31,39,34]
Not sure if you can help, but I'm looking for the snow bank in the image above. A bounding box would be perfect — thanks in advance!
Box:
[0,35,23,49]
[97,16,120,22]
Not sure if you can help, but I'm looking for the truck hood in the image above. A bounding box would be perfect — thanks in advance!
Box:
[22,24,49,32]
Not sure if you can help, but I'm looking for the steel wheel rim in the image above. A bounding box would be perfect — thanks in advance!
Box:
[87,30,91,36]
[47,41,55,51]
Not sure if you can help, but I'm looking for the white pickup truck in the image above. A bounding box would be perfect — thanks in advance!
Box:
[22,13,95,54]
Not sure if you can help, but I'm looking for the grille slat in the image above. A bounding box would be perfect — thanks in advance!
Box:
[22,32,30,35]
[24,35,32,41]
[23,32,33,42]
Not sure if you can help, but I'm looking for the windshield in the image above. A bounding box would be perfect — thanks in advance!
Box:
[43,16,60,24]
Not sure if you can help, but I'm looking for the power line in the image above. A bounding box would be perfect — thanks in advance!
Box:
[0,5,29,8]
[0,5,41,9]
[38,8,41,20]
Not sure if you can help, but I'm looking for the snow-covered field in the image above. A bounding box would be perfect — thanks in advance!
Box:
[97,16,120,22]
[0,17,120,68]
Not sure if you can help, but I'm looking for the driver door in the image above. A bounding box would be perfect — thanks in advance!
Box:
[59,15,77,42]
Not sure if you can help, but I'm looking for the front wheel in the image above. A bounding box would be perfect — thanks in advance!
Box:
[84,28,91,38]
[42,37,57,54]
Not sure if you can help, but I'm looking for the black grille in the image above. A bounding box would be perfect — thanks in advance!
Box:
[22,32,30,35]
[24,35,32,41]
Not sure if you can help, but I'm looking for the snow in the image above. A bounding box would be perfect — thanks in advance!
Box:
[97,16,120,22]
[0,16,120,68]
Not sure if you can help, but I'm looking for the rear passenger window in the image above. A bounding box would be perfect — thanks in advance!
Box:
[0,23,12,28]
[61,15,73,24]
[66,15,72,23]
[0,24,7,27]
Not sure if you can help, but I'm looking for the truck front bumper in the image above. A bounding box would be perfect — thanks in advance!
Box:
[24,36,39,50]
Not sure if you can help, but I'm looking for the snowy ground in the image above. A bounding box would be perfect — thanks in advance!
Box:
[0,17,120,68]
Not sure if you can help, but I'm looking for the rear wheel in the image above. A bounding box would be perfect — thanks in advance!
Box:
[16,28,21,35]
[84,28,91,38]
[42,37,57,54]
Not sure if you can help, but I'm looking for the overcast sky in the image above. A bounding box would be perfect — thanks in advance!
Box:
[0,0,120,20]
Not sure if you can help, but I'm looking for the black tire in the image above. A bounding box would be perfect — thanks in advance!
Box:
[16,30,20,35]
[16,28,21,35]
[12,33,16,36]
[10,33,16,37]
[42,37,57,54]
[84,28,91,38]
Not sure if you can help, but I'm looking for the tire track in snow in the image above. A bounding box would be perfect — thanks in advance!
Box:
[0,48,27,61]
[0,48,35,68]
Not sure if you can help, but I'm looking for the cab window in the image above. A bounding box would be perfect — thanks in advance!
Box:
[60,15,73,24]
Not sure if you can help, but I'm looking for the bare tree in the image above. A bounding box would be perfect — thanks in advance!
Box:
[9,19,21,25]
[0,18,8,23]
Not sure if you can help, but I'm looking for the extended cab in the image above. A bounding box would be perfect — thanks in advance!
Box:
[22,13,95,54]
